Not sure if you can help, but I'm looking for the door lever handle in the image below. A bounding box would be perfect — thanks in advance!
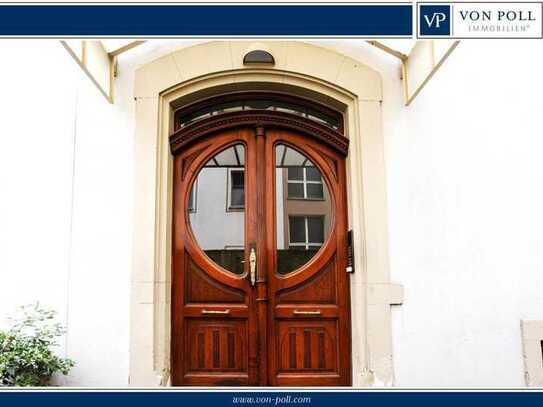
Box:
[249,247,257,287]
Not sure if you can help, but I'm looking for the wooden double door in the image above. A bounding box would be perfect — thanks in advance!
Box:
[171,125,351,386]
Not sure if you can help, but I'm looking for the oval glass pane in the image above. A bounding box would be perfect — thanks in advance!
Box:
[189,144,245,274]
[275,144,332,275]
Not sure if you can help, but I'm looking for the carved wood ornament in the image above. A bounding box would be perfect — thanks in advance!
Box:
[170,110,349,156]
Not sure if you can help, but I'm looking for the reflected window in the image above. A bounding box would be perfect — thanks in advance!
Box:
[275,144,332,274]
[287,167,324,200]
[289,216,324,249]
[189,144,245,275]
[228,169,245,210]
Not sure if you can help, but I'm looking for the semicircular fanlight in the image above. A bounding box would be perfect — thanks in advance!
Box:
[177,98,341,131]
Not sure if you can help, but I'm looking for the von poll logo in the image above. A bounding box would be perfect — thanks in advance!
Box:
[418,2,543,38]
[420,5,451,36]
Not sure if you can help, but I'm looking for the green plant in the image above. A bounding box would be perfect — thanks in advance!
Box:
[0,303,75,386]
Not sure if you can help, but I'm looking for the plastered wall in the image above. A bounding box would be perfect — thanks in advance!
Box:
[0,41,76,355]
[0,41,132,386]
[383,40,543,386]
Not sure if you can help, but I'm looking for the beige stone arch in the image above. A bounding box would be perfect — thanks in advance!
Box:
[130,41,403,387]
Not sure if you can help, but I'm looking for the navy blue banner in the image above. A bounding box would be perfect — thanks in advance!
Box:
[1,391,543,407]
[0,4,412,36]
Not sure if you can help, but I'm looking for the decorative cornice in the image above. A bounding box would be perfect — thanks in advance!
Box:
[169,110,349,156]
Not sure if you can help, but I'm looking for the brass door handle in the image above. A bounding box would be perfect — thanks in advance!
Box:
[293,310,321,315]
[201,309,230,315]
[249,247,256,287]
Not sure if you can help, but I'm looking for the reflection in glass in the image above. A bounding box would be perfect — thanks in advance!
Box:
[228,170,245,209]
[189,144,245,274]
[275,145,332,274]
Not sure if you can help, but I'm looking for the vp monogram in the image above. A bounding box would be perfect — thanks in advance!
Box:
[424,12,447,28]
[419,5,451,35]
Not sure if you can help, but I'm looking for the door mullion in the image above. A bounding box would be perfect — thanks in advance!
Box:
[254,126,269,386]
[244,131,260,386]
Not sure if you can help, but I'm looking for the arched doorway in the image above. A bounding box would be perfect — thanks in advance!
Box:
[170,94,351,386]
[131,41,397,387]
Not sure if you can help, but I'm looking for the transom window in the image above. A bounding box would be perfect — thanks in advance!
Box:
[175,93,343,132]
[288,216,325,250]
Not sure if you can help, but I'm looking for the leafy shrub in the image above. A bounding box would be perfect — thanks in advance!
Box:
[0,303,75,386]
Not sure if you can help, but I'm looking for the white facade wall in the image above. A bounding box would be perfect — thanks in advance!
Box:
[0,41,132,386]
[385,41,543,387]
[64,47,133,386]
[0,41,76,345]
[0,39,542,387]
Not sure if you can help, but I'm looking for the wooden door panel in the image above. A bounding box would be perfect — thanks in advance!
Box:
[265,129,351,386]
[186,318,248,377]
[276,256,337,304]
[276,320,338,373]
[185,257,245,304]
[172,129,258,386]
